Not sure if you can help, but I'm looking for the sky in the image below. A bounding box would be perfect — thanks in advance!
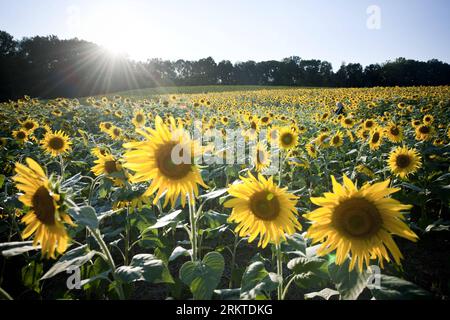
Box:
[0,0,449,70]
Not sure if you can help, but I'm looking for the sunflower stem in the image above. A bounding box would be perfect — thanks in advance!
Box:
[275,243,283,300]
[88,227,125,300]
[0,286,13,300]
[59,155,65,179]
[187,193,198,261]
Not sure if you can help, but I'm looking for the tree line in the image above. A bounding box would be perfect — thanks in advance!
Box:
[1,30,449,101]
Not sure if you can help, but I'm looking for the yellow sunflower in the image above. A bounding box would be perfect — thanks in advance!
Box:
[108,126,123,140]
[21,119,39,133]
[224,173,301,248]
[278,127,298,150]
[267,126,280,143]
[305,143,318,158]
[330,131,344,147]
[91,146,111,158]
[423,114,434,125]
[387,146,422,179]
[363,119,376,131]
[341,117,355,129]
[99,122,113,134]
[12,129,29,143]
[132,110,146,128]
[305,175,418,272]
[123,116,207,208]
[92,153,123,177]
[252,142,271,172]
[316,132,330,148]
[41,130,72,157]
[415,124,434,141]
[368,127,383,150]
[385,123,404,143]
[13,158,74,259]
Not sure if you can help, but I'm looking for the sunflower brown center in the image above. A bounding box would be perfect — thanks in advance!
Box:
[371,132,380,143]
[395,154,411,168]
[104,160,118,174]
[390,127,400,136]
[333,136,341,144]
[365,121,374,128]
[24,122,34,130]
[136,114,144,122]
[156,143,192,180]
[281,133,293,145]
[17,131,26,139]
[49,137,64,150]
[419,126,430,134]
[333,198,382,239]
[257,150,266,164]
[250,191,280,221]
[32,186,56,225]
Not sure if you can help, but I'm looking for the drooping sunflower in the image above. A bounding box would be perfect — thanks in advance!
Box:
[305,175,418,272]
[224,173,301,248]
[123,116,207,208]
[41,130,72,157]
[368,127,383,150]
[387,146,422,179]
[13,158,74,259]
[385,123,404,143]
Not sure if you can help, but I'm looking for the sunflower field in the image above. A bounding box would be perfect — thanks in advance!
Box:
[0,86,449,301]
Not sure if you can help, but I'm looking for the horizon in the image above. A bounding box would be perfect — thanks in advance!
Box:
[1,0,449,70]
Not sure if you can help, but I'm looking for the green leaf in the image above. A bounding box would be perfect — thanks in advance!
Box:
[179,252,225,300]
[41,245,98,280]
[284,233,306,255]
[0,241,40,257]
[304,288,339,300]
[145,210,182,230]
[287,256,326,274]
[0,174,5,189]
[199,188,228,200]
[116,254,173,284]
[328,260,370,300]
[22,261,43,292]
[370,275,431,300]
[240,261,280,300]
[213,288,241,300]
[69,206,99,229]
[79,270,111,287]
[169,246,191,262]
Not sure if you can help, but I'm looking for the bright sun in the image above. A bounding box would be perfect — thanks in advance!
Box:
[82,6,148,58]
